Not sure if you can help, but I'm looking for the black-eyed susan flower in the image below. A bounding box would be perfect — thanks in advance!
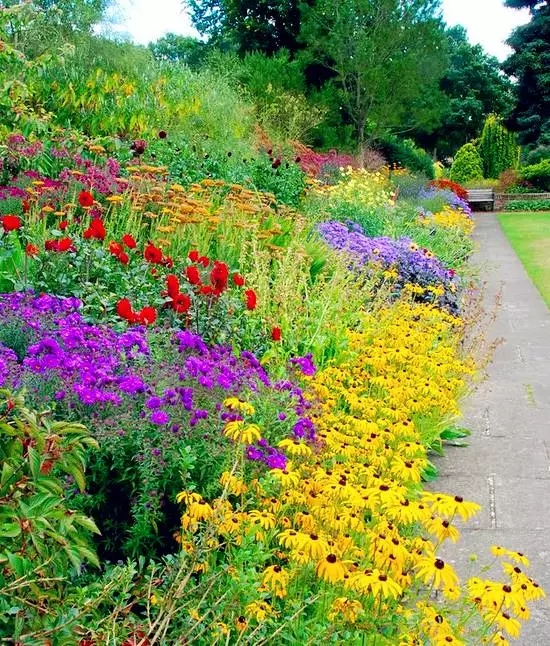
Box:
[415,557,459,590]
[223,420,261,444]
[296,532,330,560]
[316,554,346,583]
[249,509,276,530]
[245,600,276,622]
[271,462,301,489]
[262,565,289,598]
[219,471,248,495]
[490,611,521,639]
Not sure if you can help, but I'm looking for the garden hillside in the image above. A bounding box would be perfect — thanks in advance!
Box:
[0,3,547,645]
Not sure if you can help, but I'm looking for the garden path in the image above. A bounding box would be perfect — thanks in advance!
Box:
[432,212,550,643]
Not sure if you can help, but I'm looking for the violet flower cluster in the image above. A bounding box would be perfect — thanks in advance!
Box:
[0,292,316,473]
[317,221,459,311]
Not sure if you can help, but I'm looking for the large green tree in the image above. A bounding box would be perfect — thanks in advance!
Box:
[185,0,313,54]
[299,0,447,158]
[503,0,550,155]
[418,27,513,159]
[2,0,111,58]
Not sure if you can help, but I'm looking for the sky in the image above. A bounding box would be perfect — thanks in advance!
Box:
[105,0,531,61]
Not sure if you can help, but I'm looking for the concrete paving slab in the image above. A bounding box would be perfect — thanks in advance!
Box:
[430,213,550,642]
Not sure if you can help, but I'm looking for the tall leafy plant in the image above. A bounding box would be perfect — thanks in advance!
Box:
[478,114,519,179]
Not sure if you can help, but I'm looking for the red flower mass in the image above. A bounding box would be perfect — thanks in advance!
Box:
[185,265,202,285]
[188,250,200,262]
[116,298,157,325]
[144,242,163,264]
[1,215,22,232]
[271,326,282,341]
[83,218,106,241]
[78,190,94,208]
[109,241,123,256]
[210,261,229,293]
[122,233,137,249]
[245,289,257,310]
[45,237,74,253]
[232,273,245,287]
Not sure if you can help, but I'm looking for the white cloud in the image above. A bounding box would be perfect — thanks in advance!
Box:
[106,0,198,44]
[441,0,530,60]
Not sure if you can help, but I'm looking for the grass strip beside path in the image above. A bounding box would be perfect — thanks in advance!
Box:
[498,211,550,308]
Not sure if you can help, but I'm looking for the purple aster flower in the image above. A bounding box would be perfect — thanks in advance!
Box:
[150,410,170,425]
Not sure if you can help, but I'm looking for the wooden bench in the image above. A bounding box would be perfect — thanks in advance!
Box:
[466,189,495,211]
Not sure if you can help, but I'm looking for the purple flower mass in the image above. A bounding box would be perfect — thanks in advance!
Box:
[0,291,316,472]
[317,221,458,294]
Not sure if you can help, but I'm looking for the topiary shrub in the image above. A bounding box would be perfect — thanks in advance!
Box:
[450,143,484,184]
[478,114,520,179]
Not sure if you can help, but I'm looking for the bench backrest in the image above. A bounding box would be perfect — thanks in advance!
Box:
[467,189,494,200]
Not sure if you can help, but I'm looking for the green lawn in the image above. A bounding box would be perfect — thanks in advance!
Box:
[498,212,550,307]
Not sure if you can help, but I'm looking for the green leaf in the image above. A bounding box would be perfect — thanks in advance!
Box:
[0,522,21,538]
[421,462,439,482]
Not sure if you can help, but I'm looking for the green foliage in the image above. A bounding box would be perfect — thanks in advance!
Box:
[478,114,520,179]
[0,390,100,640]
[300,0,448,149]
[187,0,305,54]
[520,159,550,192]
[379,135,435,178]
[506,199,550,211]
[450,143,484,184]
[418,26,513,159]
[149,33,209,68]
[503,1,550,151]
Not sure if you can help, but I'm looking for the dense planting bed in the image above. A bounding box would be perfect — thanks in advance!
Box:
[0,130,544,645]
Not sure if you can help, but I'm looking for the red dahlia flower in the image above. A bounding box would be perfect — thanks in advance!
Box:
[144,242,163,264]
[118,251,129,265]
[188,249,200,262]
[171,293,191,314]
[166,274,180,298]
[122,233,137,249]
[83,218,106,241]
[59,220,69,231]
[1,215,22,232]
[109,241,123,256]
[25,243,39,257]
[232,273,245,287]
[138,306,157,325]
[245,289,257,310]
[78,190,94,208]
[271,327,282,341]
[116,298,134,320]
[185,265,201,285]
[45,237,74,253]
[210,261,229,293]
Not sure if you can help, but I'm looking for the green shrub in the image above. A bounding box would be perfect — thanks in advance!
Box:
[0,390,99,640]
[478,114,520,179]
[450,143,484,184]
[505,199,550,211]
[520,159,550,192]
[378,135,435,178]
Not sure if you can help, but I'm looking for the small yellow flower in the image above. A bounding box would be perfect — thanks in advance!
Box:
[223,421,261,444]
